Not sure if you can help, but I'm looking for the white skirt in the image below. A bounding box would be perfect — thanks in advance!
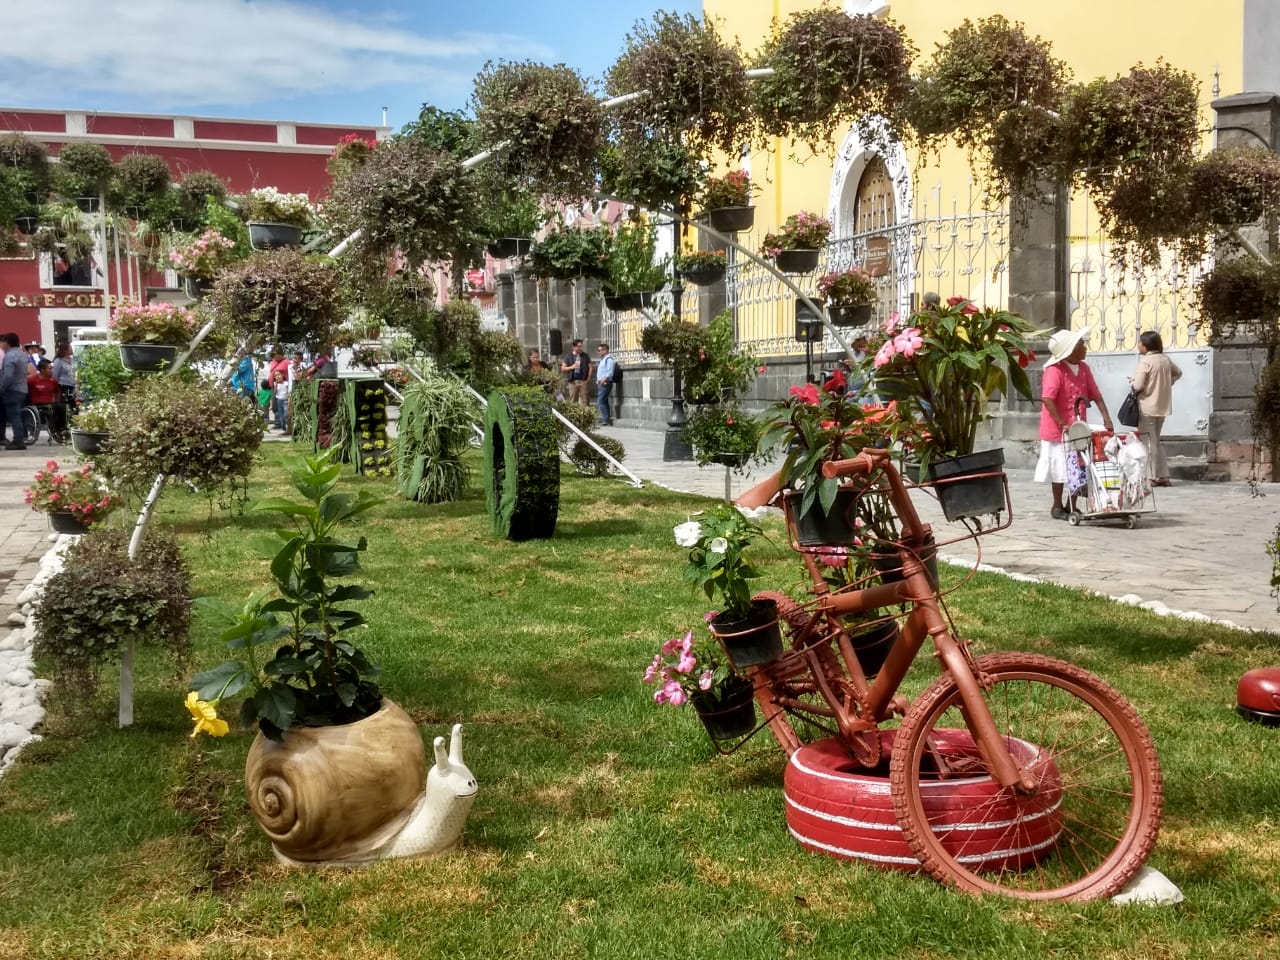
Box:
[1034,439,1067,483]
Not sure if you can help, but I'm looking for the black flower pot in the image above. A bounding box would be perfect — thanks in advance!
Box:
[870,534,939,590]
[791,490,859,547]
[680,265,726,287]
[603,292,646,312]
[248,221,303,250]
[710,598,783,669]
[48,511,90,535]
[710,451,750,468]
[119,343,179,373]
[14,216,36,234]
[706,206,755,234]
[184,276,213,300]
[69,428,109,456]
[692,677,757,741]
[928,448,1007,522]
[486,237,533,259]
[774,248,820,274]
[847,618,899,678]
[828,303,874,328]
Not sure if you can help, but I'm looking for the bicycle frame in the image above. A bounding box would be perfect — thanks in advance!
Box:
[745,449,1033,792]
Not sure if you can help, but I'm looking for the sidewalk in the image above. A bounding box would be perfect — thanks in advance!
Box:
[0,445,62,618]
[598,425,1280,634]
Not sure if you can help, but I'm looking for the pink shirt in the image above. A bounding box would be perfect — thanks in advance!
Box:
[1039,361,1102,441]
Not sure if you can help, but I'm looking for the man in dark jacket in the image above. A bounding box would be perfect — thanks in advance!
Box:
[1,333,30,449]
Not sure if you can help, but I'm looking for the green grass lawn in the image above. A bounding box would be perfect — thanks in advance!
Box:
[3,444,1280,959]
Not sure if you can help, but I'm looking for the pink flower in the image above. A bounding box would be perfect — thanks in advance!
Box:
[884,312,901,335]
[676,650,696,674]
[662,681,687,707]
[643,654,662,683]
[816,547,848,568]
[893,328,923,358]
[698,670,715,691]
[48,493,60,503]
[873,340,897,369]
[758,365,767,374]
[45,460,57,469]
[702,610,717,623]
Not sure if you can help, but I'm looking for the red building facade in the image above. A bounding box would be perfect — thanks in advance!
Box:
[0,107,387,347]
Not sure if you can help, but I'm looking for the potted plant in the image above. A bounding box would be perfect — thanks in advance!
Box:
[675,248,728,287]
[602,218,669,310]
[53,143,115,212]
[868,298,1039,520]
[478,186,543,259]
[169,227,240,298]
[642,628,756,742]
[326,133,378,178]
[674,503,781,669]
[70,399,116,455]
[528,223,610,282]
[599,132,706,220]
[109,302,199,371]
[24,459,120,534]
[817,267,877,327]
[681,402,763,471]
[110,152,176,227]
[0,133,52,231]
[208,247,342,347]
[761,211,832,274]
[239,186,314,249]
[700,170,755,233]
[175,170,230,227]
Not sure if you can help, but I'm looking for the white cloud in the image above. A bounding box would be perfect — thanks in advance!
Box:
[0,0,552,108]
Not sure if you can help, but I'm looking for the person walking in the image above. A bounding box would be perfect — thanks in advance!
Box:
[1,333,31,449]
[595,342,616,426]
[1129,330,1182,487]
[1035,327,1113,520]
[230,352,256,403]
[271,368,290,434]
[51,341,77,410]
[561,339,591,405]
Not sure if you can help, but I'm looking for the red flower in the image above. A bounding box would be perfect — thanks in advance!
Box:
[823,368,847,392]
[789,384,819,405]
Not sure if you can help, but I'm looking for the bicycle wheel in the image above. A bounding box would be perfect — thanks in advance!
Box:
[20,407,37,446]
[890,653,1162,902]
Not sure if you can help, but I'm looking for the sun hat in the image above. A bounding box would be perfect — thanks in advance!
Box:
[1043,327,1092,367]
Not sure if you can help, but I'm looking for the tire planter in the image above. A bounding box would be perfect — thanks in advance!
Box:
[680,265,726,287]
[1237,667,1280,725]
[486,237,533,259]
[484,387,560,541]
[119,343,180,373]
[47,511,90,535]
[69,428,109,456]
[709,598,783,669]
[244,698,427,866]
[692,676,756,741]
[928,448,1007,522]
[774,248,820,274]
[828,303,873,328]
[248,221,303,250]
[706,206,755,234]
[784,731,1062,873]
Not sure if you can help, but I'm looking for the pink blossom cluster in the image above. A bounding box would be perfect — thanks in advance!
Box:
[873,323,924,368]
[24,460,118,524]
[168,228,236,280]
[109,302,198,342]
[643,630,715,707]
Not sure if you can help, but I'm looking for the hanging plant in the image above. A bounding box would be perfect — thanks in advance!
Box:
[176,170,230,225]
[1190,147,1280,228]
[207,248,342,347]
[606,11,751,156]
[327,135,477,266]
[110,152,177,227]
[752,9,916,152]
[1196,257,1280,349]
[528,223,610,281]
[599,129,706,217]
[603,217,670,297]
[53,142,115,204]
[471,60,603,199]
[0,133,52,227]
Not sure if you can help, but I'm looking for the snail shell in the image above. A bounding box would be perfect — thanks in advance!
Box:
[244,698,427,864]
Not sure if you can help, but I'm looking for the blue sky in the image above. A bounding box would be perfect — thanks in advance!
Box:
[0,0,704,132]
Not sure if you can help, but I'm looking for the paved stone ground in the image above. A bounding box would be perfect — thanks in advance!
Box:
[0,444,63,621]
[597,424,1280,634]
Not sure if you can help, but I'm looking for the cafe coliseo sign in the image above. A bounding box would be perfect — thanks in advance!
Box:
[3,292,135,309]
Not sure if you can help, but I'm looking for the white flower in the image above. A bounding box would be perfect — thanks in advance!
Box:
[707,537,729,555]
[735,504,769,521]
[673,520,702,547]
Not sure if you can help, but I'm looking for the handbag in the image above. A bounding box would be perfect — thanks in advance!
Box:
[1117,389,1140,428]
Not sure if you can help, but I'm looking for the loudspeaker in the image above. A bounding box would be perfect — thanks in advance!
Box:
[794,298,822,342]
[548,328,563,358]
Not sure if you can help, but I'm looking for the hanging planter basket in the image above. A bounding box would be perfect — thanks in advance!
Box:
[828,302,874,328]
[184,276,214,300]
[928,448,1008,522]
[691,676,757,741]
[248,221,303,250]
[705,206,755,234]
[603,292,649,312]
[680,265,726,287]
[47,511,91,536]
[69,428,110,456]
[709,597,783,669]
[119,343,180,373]
[486,237,533,259]
[774,248,820,274]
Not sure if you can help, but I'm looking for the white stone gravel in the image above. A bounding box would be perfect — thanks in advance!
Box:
[0,535,74,780]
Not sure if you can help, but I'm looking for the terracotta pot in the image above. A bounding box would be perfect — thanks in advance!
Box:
[244,698,427,866]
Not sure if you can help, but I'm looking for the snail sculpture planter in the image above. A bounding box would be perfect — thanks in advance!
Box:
[244,700,478,866]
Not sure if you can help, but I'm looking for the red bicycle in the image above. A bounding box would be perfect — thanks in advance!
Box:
[732,448,1163,902]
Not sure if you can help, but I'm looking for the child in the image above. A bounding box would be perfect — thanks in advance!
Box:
[256,378,272,424]
[272,369,290,434]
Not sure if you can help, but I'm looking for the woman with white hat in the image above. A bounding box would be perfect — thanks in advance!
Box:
[1036,326,1113,520]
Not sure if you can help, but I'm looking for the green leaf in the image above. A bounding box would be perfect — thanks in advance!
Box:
[254,684,297,732]
[190,661,251,702]
[253,497,316,520]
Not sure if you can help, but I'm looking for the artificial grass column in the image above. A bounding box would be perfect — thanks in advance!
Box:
[483,387,560,540]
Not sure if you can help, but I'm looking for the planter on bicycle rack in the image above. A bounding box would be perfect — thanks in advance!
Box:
[790,490,858,547]
[709,598,783,669]
[47,511,90,536]
[927,448,1006,522]
[691,676,757,741]
[70,428,110,456]
[847,617,898,678]
[870,535,939,589]
[119,343,180,373]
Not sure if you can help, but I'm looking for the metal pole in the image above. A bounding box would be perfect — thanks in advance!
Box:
[663,216,691,461]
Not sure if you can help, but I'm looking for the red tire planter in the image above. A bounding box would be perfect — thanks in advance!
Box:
[784,731,1062,872]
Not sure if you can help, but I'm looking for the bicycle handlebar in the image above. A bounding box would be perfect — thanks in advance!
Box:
[819,448,890,480]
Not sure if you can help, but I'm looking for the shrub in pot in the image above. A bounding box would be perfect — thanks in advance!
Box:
[110,152,175,226]
[52,142,115,206]
[528,223,610,282]
[602,217,669,299]
[207,247,342,348]
[33,526,192,701]
[76,346,132,405]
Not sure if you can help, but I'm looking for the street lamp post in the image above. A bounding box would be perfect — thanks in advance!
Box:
[663,216,693,461]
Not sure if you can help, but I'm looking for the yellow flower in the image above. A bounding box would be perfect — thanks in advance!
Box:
[185,691,229,738]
